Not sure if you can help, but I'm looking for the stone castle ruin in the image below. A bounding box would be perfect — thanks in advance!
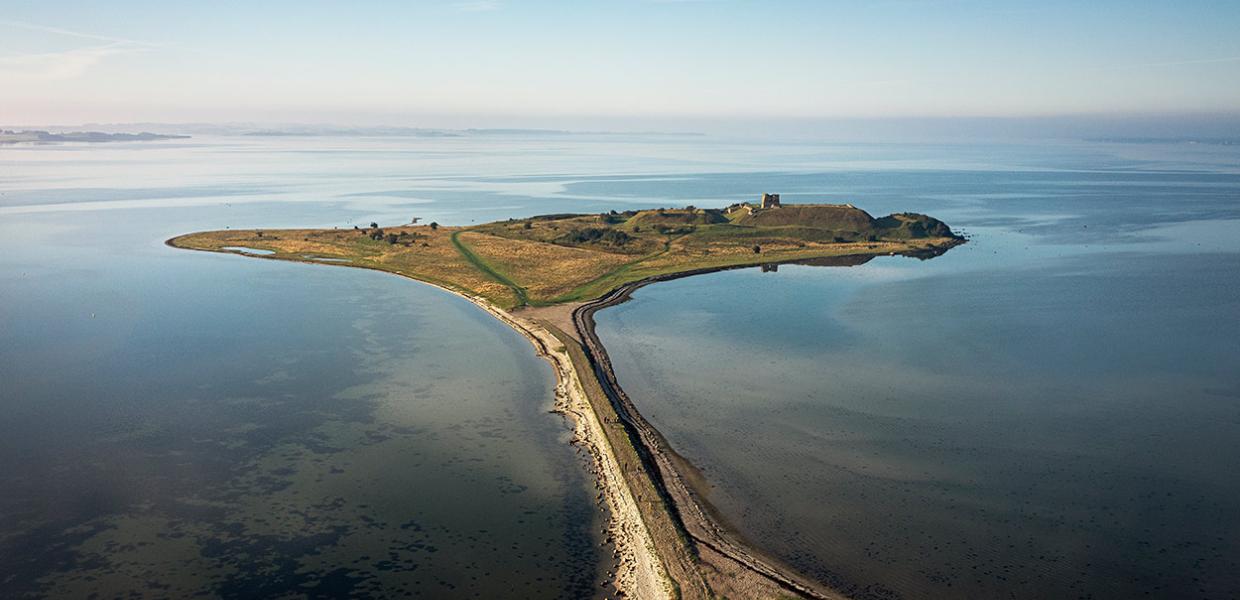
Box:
[726,193,784,216]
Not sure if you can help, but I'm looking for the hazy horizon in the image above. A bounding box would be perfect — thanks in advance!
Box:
[7,113,1240,142]
[2,1,1238,136]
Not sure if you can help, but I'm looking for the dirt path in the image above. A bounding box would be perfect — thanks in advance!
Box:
[450,230,531,306]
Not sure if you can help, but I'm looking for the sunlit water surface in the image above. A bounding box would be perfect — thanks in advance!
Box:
[3,135,1238,598]
[594,145,1240,599]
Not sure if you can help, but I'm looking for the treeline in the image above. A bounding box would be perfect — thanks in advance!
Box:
[356,221,437,246]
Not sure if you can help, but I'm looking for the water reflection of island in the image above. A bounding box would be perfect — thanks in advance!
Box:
[762,244,954,273]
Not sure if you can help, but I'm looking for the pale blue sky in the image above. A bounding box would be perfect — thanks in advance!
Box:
[2,1,1238,129]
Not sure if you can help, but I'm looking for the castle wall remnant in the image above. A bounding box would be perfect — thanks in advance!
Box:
[760,193,781,209]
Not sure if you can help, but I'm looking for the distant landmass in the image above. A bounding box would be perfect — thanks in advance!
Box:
[243,127,463,138]
[0,130,190,144]
[2,123,704,138]
[1087,137,1239,146]
[242,126,703,137]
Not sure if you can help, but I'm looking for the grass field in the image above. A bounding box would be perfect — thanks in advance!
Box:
[169,204,963,309]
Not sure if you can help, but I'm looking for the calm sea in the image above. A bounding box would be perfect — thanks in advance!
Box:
[593,143,1240,599]
[2,134,1237,598]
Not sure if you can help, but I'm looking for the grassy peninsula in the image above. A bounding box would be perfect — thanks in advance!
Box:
[169,202,962,309]
[170,200,961,599]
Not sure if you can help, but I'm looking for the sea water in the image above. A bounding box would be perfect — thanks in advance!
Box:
[594,146,1240,599]
[3,134,1238,598]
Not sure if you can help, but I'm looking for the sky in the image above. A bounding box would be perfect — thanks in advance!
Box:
[2,0,1239,133]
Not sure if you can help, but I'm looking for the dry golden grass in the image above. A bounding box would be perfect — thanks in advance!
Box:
[170,226,520,308]
[474,216,664,256]
[457,231,633,302]
[170,207,962,310]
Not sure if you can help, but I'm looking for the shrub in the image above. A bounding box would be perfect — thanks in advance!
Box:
[753,245,761,253]
[556,227,634,247]
[430,222,439,230]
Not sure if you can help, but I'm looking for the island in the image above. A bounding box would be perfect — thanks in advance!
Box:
[0,130,190,144]
[169,196,963,600]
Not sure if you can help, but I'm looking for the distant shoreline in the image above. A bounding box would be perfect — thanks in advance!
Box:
[0,130,190,144]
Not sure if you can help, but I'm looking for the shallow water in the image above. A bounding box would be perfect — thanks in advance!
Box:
[221,245,275,255]
[594,148,1240,599]
[3,134,1238,598]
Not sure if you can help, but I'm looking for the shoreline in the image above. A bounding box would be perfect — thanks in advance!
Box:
[169,236,961,598]
[450,291,673,599]
[167,238,673,599]
[572,267,846,600]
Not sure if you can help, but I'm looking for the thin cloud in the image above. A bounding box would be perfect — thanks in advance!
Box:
[0,44,140,81]
[0,19,160,47]
[0,20,158,82]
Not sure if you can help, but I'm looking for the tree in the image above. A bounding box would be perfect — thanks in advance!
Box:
[370,222,378,229]
[429,222,439,230]
[753,245,761,254]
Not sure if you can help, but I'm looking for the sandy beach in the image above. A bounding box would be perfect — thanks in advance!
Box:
[368,266,835,599]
